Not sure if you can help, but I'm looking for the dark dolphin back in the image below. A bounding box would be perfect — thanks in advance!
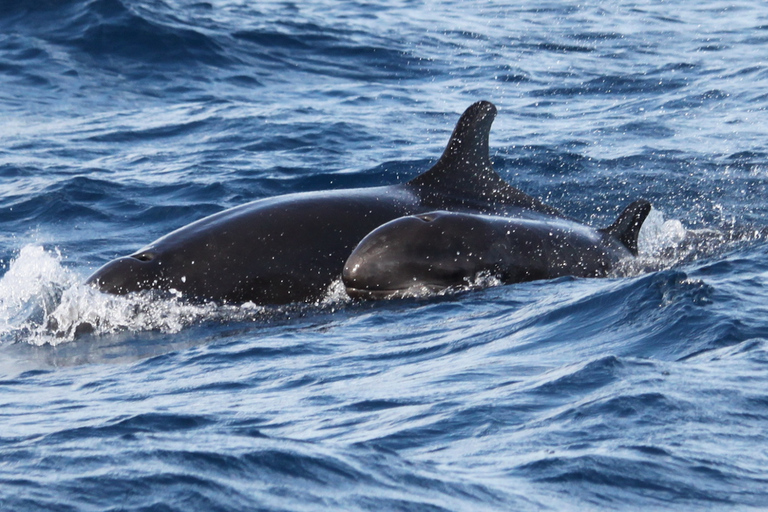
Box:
[407,101,562,216]
[87,101,566,305]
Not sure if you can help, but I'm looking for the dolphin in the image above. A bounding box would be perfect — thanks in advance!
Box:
[342,200,652,299]
[86,101,561,304]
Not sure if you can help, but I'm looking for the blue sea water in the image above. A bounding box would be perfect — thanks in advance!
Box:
[2,0,768,509]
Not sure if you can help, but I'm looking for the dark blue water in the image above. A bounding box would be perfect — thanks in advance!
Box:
[2,0,768,509]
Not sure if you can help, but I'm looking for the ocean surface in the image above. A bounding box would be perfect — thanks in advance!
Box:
[2,0,768,510]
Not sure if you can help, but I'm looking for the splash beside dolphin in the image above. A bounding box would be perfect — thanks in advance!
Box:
[87,101,559,304]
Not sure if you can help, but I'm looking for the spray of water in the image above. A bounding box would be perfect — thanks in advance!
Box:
[0,246,74,342]
[0,246,272,345]
[619,207,764,276]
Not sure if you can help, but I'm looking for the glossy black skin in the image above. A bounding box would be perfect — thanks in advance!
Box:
[343,210,637,299]
[88,187,418,304]
[87,100,562,304]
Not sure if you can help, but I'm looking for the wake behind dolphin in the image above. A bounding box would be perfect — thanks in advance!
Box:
[87,101,560,305]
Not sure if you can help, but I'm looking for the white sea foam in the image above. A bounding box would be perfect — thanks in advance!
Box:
[317,278,353,307]
[612,208,690,276]
[0,245,267,346]
[637,208,688,258]
[0,246,75,340]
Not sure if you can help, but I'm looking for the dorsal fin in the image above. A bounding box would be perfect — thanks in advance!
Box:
[601,200,652,256]
[408,101,561,216]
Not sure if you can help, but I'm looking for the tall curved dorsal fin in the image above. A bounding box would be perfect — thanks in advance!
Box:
[408,101,561,216]
[601,200,652,256]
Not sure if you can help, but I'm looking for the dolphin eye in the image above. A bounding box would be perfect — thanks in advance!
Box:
[132,252,156,262]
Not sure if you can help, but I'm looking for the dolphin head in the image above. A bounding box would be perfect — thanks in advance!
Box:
[86,242,252,302]
[85,249,169,295]
[342,211,501,299]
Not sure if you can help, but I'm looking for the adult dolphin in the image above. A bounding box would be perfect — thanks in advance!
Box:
[86,101,561,304]
[342,200,651,299]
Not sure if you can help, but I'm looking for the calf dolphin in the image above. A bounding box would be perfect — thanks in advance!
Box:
[342,200,651,299]
[86,101,561,304]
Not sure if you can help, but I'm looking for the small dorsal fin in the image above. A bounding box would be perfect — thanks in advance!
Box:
[601,200,652,256]
[408,101,561,216]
